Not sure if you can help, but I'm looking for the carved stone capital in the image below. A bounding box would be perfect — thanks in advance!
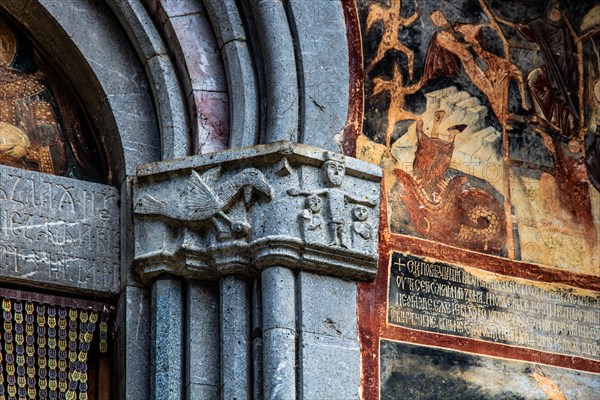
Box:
[133,142,382,283]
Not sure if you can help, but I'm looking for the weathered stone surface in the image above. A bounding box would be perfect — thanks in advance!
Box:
[120,177,142,288]
[189,90,230,154]
[186,282,220,400]
[220,276,251,400]
[133,142,382,282]
[297,272,360,400]
[203,0,246,47]
[151,278,184,400]
[299,333,360,400]
[222,38,259,149]
[262,267,296,399]
[0,166,120,293]
[107,0,168,61]
[116,286,151,400]
[263,327,296,399]
[146,54,190,159]
[163,10,227,96]
[249,0,299,143]
[297,272,357,340]
[287,0,350,152]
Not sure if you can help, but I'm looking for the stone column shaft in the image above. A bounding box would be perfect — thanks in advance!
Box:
[262,266,296,399]
[186,282,220,399]
[220,276,251,400]
[151,277,184,400]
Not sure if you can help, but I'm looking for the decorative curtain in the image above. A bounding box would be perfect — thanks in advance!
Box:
[0,290,112,400]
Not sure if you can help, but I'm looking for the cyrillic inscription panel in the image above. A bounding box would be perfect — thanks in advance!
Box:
[388,253,599,360]
[0,166,119,292]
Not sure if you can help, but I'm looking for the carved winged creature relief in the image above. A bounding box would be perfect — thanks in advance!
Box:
[135,167,274,239]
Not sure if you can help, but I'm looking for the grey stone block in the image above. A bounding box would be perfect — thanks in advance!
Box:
[107,0,168,62]
[186,282,220,399]
[262,267,296,330]
[133,143,382,283]
[203,0,247,47]
[222,39,259,149]
[249,0,299,143]
[186,383,220,400]
[297,272,358,340]
[0,165,120,293]
[287,0,350,153]
[116,286,151,400]
[121,176,143,289]
[298,332,360,400]
[220,276,251,400]
[151,278,184,400]
[146,54,190,159]
[263,328,297,400]
[108,92,161,171]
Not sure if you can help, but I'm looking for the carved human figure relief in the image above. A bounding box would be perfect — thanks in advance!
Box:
[301,194,324,243]
[288,153,377,248]
[351,205,374,253]
[135,166,273,240]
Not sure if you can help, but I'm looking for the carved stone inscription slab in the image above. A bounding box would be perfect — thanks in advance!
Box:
[388,253,599,360]
[0,166,119,292]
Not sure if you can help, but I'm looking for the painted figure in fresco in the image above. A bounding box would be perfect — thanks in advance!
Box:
[0,18,67,174]
[288,154,377,248]
[0,17,103,180]
[491,2,597,239]
[392,110,507,254]
[365,0,420,79]
[421,10,529,128]
[373,63,423,155]
[496,1,579,138]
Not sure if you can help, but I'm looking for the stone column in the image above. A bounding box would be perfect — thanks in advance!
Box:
[220,276,251,400]
[186,282,220,399]
[262,267,297,399]
[150,277,184,400]
[133,143,382,400]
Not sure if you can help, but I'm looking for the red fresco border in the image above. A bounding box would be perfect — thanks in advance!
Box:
[358,178,600,399]
[341,0,363,158]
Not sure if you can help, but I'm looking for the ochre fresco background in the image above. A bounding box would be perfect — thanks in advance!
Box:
[355,0,600,275]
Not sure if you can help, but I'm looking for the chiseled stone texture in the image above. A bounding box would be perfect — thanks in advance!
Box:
[186,282,220,400]
[116,286,151,400]
[220,276,251,400]
[151,278,184,400]
[0,165,120,293]
[133,142,382,282]
[299,333,361,400]
[287,0,350,152]
[297,272,361,400]
[262,267,296,399]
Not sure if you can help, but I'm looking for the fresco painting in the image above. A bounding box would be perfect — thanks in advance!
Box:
[356,0,600,274]
[380,340,600,400]
[0,15,106,182]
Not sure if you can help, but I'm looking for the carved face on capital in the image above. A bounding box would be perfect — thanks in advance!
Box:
[323,160,345,187]
[353,205,369,221]
[307,194,322,213]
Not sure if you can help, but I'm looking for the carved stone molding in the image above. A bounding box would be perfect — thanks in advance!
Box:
[133,142,382,283]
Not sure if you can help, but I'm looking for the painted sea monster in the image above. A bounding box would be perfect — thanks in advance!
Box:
[391,111,506,254]
[135,166,274,239]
